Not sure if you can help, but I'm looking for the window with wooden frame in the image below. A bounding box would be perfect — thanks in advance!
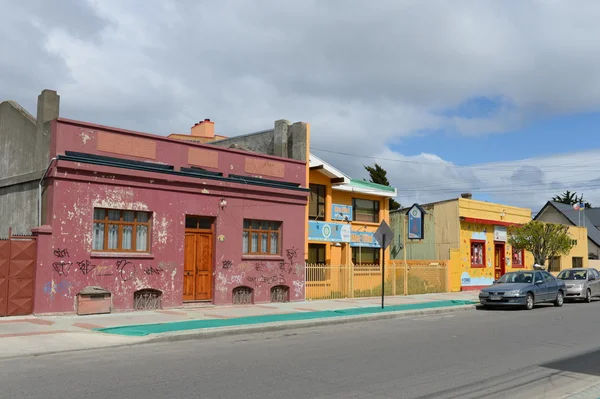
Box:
[92,209,152,252]
[243,220,282,255]
[512,248,525,268]
[548,256,561,272]
[309,184,326,220]
[470,240,486,268]
[352,198,380,223]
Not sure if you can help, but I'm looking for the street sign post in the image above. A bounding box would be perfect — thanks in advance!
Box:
[374,220,393,309]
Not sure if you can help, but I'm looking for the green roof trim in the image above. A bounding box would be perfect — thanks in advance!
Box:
[348,178,396,192]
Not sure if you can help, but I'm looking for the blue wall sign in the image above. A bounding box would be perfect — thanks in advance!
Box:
[350,231,381,248]
[308,220,351,242]
[406,204,426,240]
[331,204,352,221]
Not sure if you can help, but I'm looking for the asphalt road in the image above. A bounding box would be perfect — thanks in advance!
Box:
[3,301,600,399]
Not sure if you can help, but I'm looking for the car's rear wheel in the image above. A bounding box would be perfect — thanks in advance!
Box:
[585,289,592,303]
[525,293,534,310]
[554,291,564,307]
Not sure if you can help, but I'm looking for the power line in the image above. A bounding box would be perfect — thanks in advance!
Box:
[311,147,600,171]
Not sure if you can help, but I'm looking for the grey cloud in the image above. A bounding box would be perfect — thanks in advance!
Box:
[3,0,600,210]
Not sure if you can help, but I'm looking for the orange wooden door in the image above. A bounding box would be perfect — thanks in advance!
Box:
[195,233,212,300]
[183,232,213,301]
[183,233,196,301]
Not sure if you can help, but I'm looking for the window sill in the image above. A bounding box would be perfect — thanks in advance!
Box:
[90,252,154,259]
[470,264,485,268]
[242,255,285,262]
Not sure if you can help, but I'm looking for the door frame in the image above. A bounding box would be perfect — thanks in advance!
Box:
[183,216,215,302]
[494,241,506,281]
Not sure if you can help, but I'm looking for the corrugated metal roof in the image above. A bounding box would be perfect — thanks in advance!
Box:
[348,179,396,193]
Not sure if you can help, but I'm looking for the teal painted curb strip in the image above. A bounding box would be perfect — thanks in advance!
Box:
[95,300,477,337]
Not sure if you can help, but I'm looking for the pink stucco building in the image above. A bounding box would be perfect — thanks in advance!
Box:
[31,117,309,314]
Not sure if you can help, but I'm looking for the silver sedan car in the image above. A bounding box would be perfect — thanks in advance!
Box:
[556,268,600,302]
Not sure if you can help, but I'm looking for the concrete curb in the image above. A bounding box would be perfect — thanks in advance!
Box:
[2,304,477,360]
[143,304,478,344]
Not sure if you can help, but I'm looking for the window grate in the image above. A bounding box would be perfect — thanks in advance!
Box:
[232,286,254,304]
[134,289,162,310]
[270,285,289,302]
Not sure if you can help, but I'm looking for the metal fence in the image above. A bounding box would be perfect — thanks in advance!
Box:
[305,260,448,300]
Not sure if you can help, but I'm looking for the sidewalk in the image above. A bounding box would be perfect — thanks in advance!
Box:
[0,291,478,359]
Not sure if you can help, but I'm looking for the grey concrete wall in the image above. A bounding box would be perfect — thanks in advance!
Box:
[0,181,39,235]
[210,119,308,161]
[0,90,59,234]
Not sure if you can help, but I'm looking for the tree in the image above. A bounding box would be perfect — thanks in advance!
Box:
[364,163,400,210]
[552,191,592,208]
[508,221,575,266]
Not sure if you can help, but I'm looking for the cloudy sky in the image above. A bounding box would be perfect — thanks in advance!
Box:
[3,0,600,211]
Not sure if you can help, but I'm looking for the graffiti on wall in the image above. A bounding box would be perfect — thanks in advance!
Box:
[52,247,73,277]
[143,266,164,276]
[222,260,233,270]
[77,260,96,276]
[48,247,176,284]
[214,246,305,298]
[43,281,72,297]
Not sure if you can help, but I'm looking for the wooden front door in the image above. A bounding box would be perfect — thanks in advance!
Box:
[494,243,505,281]
[183,217,214,301]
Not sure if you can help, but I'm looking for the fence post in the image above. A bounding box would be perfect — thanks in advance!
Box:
[392,261,396,296]
[349,262,354,298]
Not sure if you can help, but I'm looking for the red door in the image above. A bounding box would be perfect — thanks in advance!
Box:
[0,238,36,316]
[494,243,506,281]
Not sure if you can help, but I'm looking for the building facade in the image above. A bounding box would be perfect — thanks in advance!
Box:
[535,201,598,261]
[306,154,397,266]
[31,118,309,313]
[391,195,589,291]
[391,196,533,291]
[0,91,311,314]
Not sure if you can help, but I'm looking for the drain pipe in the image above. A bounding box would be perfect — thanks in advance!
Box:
[38,157,57,226]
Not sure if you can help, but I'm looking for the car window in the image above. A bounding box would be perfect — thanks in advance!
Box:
[591,269,599,280]
[534,272,544,283]
[558,269,587,280]
[498,272,534,284]
[542,271,554,283]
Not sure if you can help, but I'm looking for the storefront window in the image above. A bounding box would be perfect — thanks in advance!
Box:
[352,247,380,265]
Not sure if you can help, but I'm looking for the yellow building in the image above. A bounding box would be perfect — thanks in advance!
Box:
[392,194,587,292]
[306,154,397,266]
[451,197,536,291]
[545,225,589,275]
[534,201,592,271]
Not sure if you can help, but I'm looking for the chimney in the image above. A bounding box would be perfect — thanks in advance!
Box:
[191,118,215,138]
[36,89,60,131]
[461,193,472,199]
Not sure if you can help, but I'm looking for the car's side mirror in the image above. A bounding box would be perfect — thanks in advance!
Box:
[535,280,543,285]
[492,280,498,284]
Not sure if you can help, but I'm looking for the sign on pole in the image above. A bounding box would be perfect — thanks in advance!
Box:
[375,220,394,308]
[406,204,426,240]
